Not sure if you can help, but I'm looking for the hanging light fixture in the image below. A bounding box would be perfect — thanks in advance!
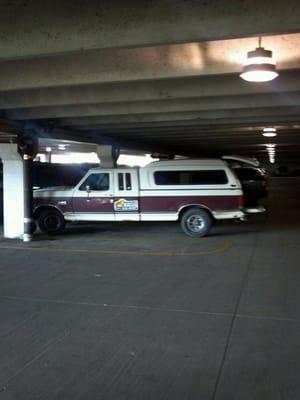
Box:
[262,127,277,137]
[240,37,278,82]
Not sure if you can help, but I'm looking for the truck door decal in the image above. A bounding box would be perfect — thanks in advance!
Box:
[114,198,139,211]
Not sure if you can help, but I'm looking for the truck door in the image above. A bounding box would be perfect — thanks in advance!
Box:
[71,171,115,221]
[113,170,140,221]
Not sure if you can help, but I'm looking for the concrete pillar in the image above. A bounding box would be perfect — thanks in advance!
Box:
[0,144,24,239]
[96,145,119,167]
[23,154,34,242]
[44,152,52,163]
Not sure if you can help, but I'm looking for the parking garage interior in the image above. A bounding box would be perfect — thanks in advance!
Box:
[1,1,300,399]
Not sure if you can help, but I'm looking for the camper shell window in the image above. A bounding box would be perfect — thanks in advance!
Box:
[154,170,228,185]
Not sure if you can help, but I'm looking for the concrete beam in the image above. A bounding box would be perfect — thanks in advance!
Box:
[57,107,300,126]
[143,137,300,146]
[6,92,300,120]
[2,70,300,109]
[66,115,300,131]
[100,126,300,135]
[0,0,299,59]
[0,36,300,91]
[109,131,300,141]
[0,43,222,90]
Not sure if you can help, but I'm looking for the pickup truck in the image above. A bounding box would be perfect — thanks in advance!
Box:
[33,159,265,237]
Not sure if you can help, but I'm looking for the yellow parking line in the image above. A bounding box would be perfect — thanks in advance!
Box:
[79,237,203,244]
[0,242,233,257]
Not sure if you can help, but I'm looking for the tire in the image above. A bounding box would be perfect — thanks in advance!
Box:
[180,208,212,237]
[38,209,66,235]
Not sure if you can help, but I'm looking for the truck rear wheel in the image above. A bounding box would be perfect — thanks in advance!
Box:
[38,209,66,235]
[180,208,212,237]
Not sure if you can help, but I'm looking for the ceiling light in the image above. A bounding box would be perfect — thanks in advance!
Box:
[263,132,277,137]
[58,144,66,150]
[240,38,278,82]
[266,143,276,148]
[262,127,277,137]
[263,127,276,132]
[45,147,52,152]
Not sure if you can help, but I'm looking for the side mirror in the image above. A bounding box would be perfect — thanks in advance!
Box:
[86,185,91,193]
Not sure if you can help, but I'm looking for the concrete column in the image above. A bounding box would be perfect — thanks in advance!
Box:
[44,151,52,163]
[23,154,34,242]
[96,145,119,167]
[0,143,24,239]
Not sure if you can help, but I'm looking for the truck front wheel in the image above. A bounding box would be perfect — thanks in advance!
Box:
[38,209,66,235]
[180,208,212,237]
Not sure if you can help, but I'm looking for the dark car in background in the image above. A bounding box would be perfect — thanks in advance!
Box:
[233,166,268,205]
[32,162,98,189]
[222,156,268,206]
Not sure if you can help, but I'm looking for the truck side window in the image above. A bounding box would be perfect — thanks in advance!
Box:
[125,173,132,190]
[118,173,124,190]
[79,173,109,191]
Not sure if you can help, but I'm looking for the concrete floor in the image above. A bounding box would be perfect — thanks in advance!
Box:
[0,178,299,400]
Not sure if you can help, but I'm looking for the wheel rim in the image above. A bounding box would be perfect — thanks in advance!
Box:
[186,214,205,233]
[44,214,60,231]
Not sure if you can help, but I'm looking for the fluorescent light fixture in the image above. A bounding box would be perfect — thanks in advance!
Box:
[263,132,277,137]
[45,147,52,152]
[240,39,278,82]
[262,127,277,137]
[51,152,99,164]
[117,154,158,167]
[263,127,276,133]
[58,144,66,150]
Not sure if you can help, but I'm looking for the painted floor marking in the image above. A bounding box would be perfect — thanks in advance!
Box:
[0,241,233,257]
[1,295,300,324]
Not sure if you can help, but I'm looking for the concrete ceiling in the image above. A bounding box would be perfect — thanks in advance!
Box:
[1,0,300,164]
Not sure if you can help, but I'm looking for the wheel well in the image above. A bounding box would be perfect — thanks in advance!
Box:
[178,205,214,220]
[34,206,63,220]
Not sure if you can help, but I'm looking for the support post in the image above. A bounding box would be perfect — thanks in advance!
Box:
[0,140,36,241]
[96,145,119,167]
[23,154,34,242]
[0,143,24,239]
[44,151,52,163]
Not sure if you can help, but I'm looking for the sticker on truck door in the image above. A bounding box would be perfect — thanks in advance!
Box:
[114,198,139,211]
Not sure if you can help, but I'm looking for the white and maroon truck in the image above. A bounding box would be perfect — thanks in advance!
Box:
[33,159,264,237]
